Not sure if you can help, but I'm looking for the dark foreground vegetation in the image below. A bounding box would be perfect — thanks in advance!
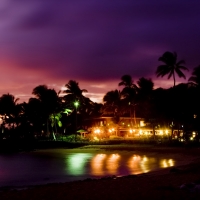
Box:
[1,135,200,154]
[0,51,200,152]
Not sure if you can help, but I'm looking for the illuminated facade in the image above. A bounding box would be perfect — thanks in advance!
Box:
[83,117,145,139]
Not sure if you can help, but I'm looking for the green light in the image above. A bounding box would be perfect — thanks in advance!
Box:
[74,101,79,108]
[65,153,93,175]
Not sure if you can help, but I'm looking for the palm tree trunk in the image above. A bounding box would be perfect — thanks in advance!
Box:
[172,71,176,141]
[54,114,58,133]
[53,114,57,141]
[47,118,49,136]
[133,107,136,127]
[130,106,134,128]
[173,71,176,87]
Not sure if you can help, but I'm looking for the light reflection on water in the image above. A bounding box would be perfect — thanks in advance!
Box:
[160,158,175,168]
[128,155,142,174]
[91,154,107,175]
[106,154,121,174]
[65,152,175,177]
[0,150,177,187]
[66,153,93,175]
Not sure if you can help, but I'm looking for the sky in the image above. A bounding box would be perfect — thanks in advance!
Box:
[0,0,200,103]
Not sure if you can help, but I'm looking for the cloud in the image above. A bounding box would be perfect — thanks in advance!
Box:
[0,0,199,102]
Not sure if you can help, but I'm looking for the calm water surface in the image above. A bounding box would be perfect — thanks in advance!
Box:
[0,149,188,187]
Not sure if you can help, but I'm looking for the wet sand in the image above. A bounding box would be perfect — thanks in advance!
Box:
[1,144,200,200]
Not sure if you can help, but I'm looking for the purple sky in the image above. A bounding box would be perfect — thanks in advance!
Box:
[0,0,200,103]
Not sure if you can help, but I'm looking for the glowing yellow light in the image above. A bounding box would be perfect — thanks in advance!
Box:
[91,154,107,175]
[111,153,119,158]
[140,156,149,173]
[130,129,133,133]
[165,130,168,134]
[133,155,139,160]
[160,159,175,168]
[143,156,148,162]
[128,155,142,174]
[106,154,121,174]
[160,130,163,135]
[94,129,100,134]
[94,136,99,141]
[168,159,174,166]
[160,159,168,168]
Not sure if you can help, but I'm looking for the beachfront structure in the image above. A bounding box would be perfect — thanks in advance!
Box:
[82,117,199,142]
[83,117,147,139]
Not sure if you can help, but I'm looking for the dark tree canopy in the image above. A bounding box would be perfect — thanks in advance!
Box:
[156,51,188,87]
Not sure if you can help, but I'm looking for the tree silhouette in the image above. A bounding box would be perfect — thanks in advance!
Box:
[63,80,90,111]
[137,77,154,96]
[32,85,61,139]
[63,80,87,99]
[156,51,188,87]
[0,94,19,131]
[137,77,154,120]
[119,75,136,88]
[102,90,122,117]
[63,80,93,135]
[119,75,137,126]
[188,65,200,87]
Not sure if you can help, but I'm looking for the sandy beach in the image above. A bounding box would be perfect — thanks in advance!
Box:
[1,144,200,200]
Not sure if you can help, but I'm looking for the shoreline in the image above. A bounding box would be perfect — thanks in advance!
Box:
[1,163,200,200]
[1,144,200,199]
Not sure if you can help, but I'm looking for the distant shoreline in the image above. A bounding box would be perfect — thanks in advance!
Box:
[1,138,199,152]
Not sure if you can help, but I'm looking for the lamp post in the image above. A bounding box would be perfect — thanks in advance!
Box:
[74,101,79,140]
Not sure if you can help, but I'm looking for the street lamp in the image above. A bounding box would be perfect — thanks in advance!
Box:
[74,101,79,140]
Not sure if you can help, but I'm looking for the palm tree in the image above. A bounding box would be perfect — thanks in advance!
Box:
[156,51,188,87]
[188,65,200,87]
[119,75,137,126]
[49,108,72,139]
[137,77,154,96]
[62,80,92,137]
[63,80,87,99]
[32,85,61,139]
[137,77,154,120]
[25,97,44,136]
[102,90,122,117]
[119,75,137,88]
[62,80,90,113]
[0,94,20,132]
[188,65,200,128]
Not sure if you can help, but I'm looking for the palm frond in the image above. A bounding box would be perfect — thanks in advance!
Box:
[167,71,173,79]
[175,68,186,79]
